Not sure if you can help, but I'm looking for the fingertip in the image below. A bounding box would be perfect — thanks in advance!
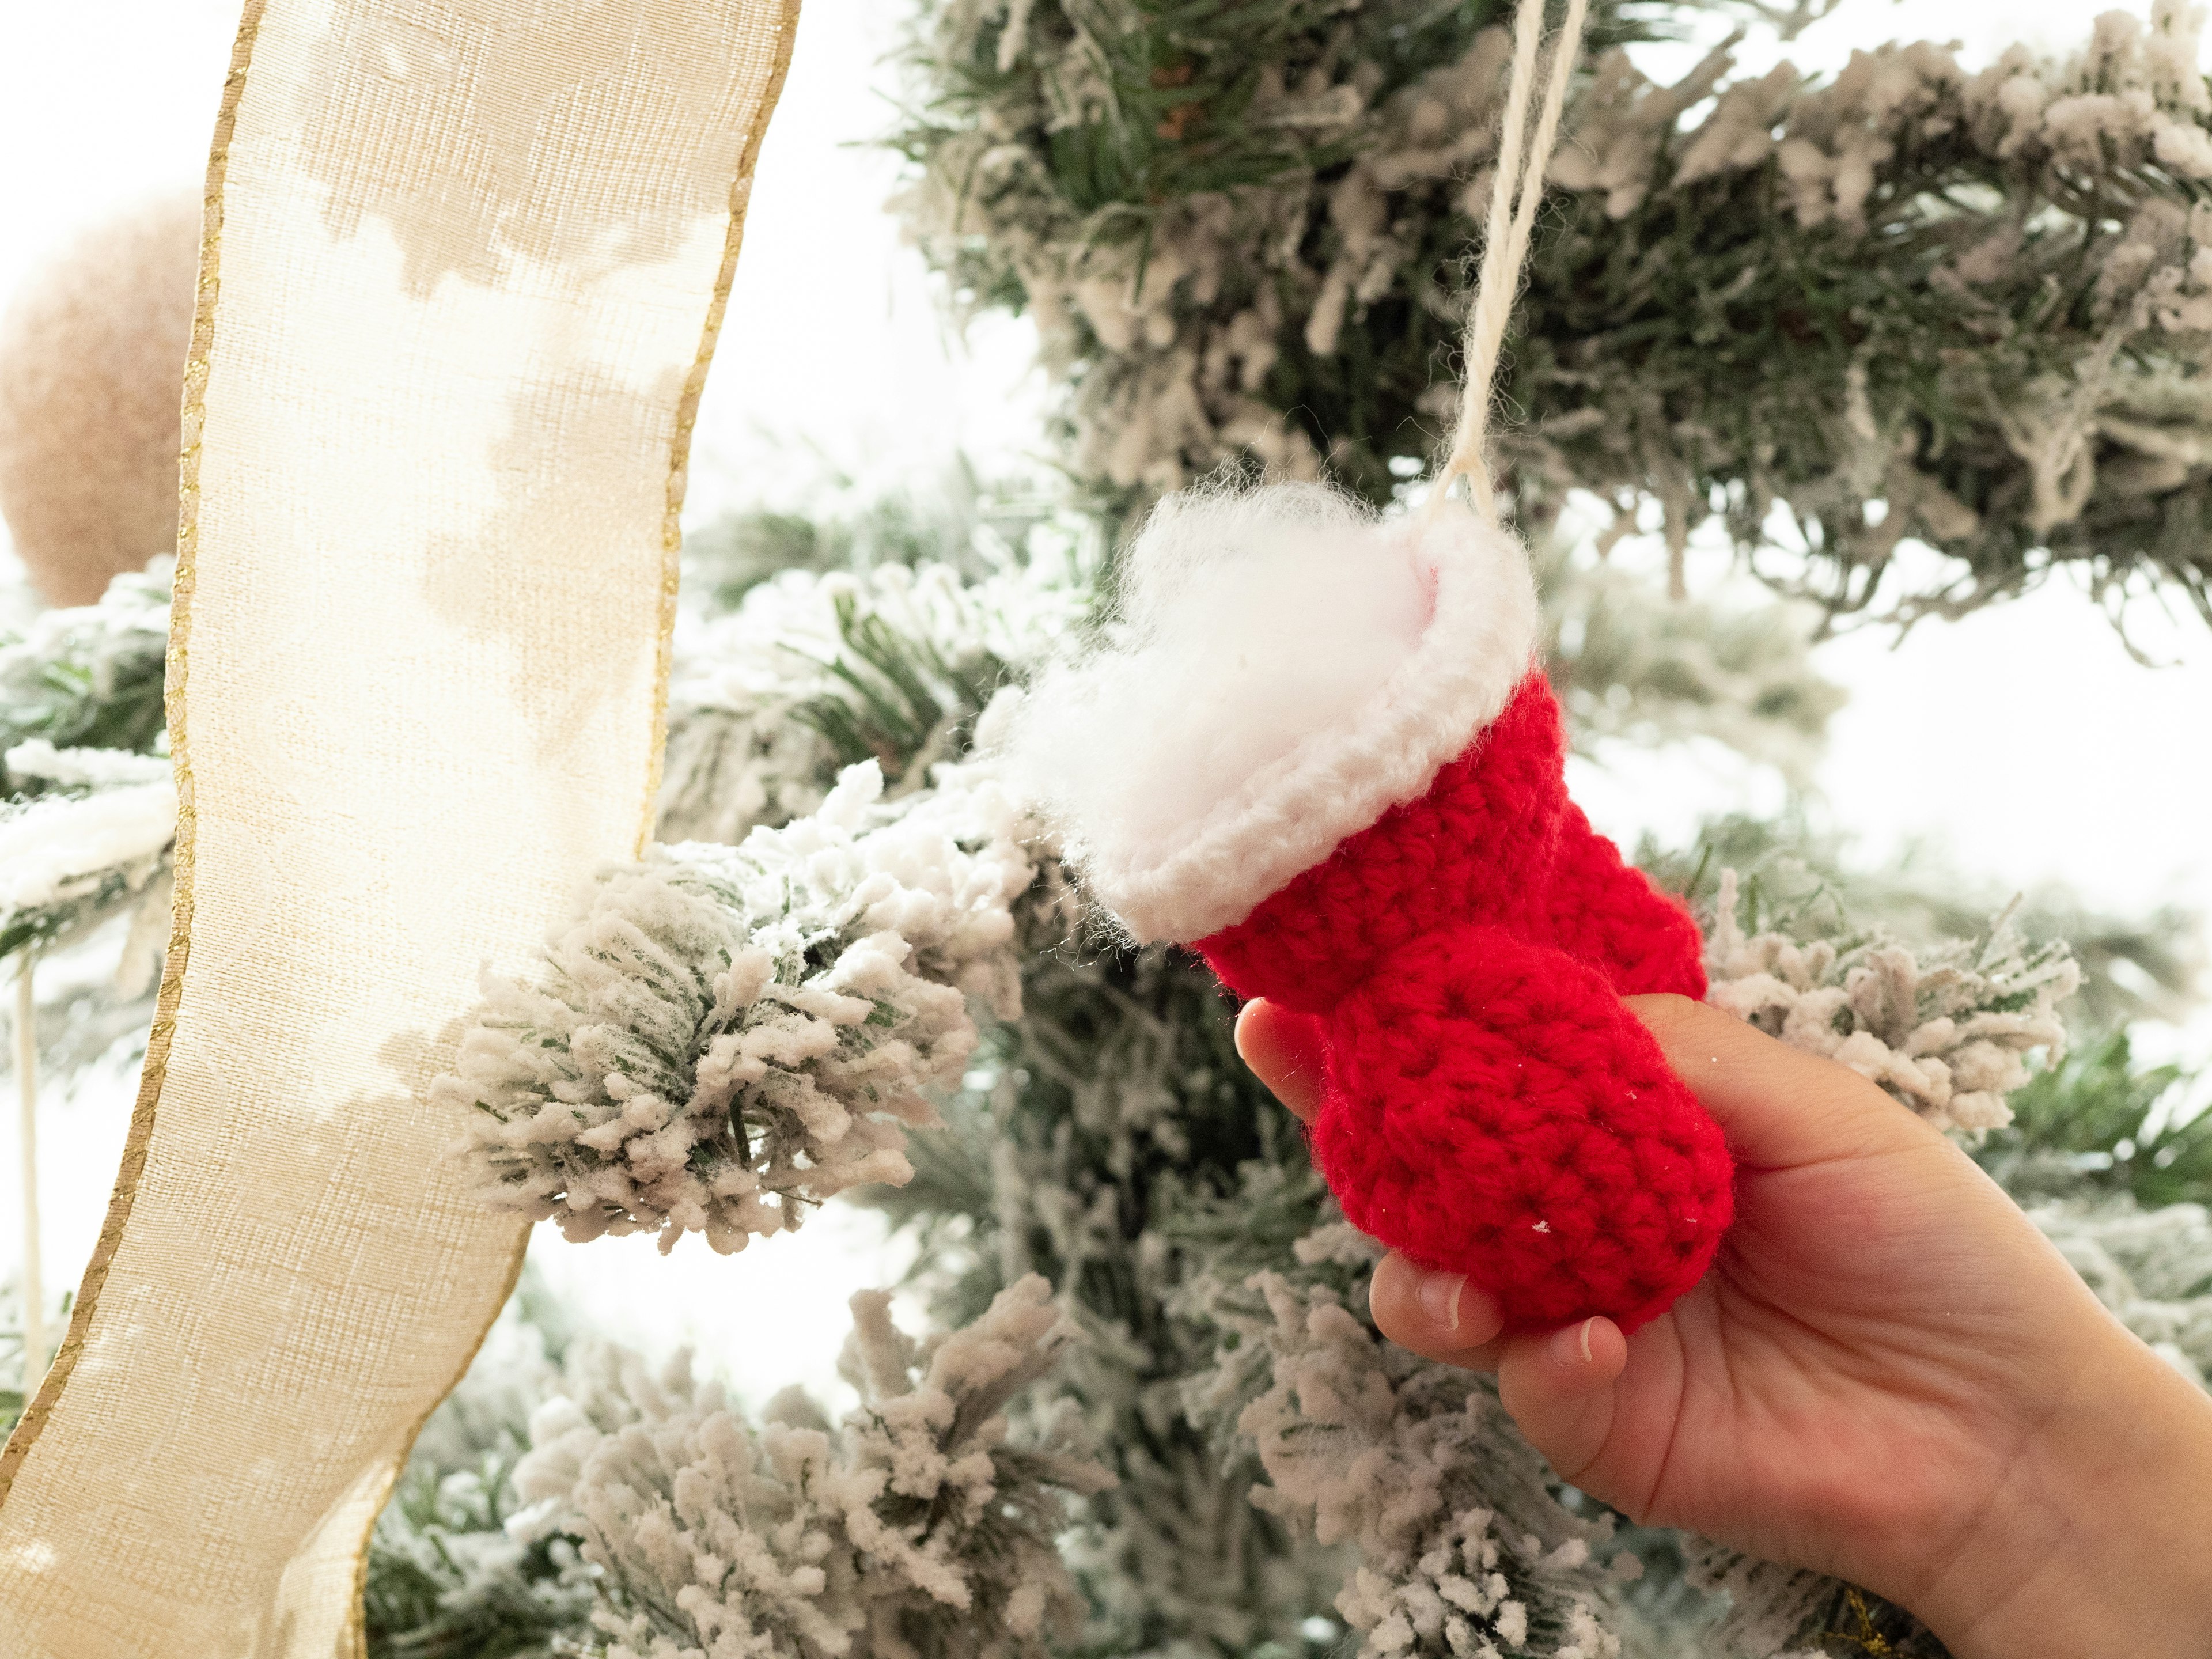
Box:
[1494,1317,1626,1501]
[1559,1315,1628,1387]
[1503,1316,1627,1406]
[1234,999,1325,1123]
[1370,1252,1506,1366]
[1231,997,1267,1059]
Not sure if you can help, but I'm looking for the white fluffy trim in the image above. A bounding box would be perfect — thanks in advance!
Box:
[1009,481,1538,943]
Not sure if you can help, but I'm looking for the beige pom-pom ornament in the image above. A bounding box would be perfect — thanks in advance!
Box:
[0,191,200,605]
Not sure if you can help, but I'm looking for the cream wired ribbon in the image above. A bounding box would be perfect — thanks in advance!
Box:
[0,2,801,1652]
[1431,0,1590,525]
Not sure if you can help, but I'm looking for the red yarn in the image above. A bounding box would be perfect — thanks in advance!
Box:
[1198,672,1732,1333]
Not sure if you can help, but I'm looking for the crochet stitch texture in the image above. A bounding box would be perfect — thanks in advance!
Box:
[1199,674,1734,1331]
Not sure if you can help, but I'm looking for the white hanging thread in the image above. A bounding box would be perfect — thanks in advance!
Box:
[1432,0,1590,525]
[14,955,41,1392]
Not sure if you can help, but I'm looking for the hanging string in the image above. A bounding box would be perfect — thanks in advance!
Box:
[14,955,41,1391]
[1431,0,1590,525]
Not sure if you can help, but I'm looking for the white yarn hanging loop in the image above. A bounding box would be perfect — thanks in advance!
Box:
[1432,0,1589,527]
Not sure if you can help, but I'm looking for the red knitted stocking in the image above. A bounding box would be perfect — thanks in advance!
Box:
[1190,677,1734,1331]
[1310,922,1733,1332]
[1541,802,1707,1000]
[1005,476,1734,1329]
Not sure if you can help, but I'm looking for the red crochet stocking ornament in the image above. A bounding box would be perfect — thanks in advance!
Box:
[1010,484,1732,1334]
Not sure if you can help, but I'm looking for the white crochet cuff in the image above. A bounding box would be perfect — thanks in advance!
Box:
[1019,495,1539,945]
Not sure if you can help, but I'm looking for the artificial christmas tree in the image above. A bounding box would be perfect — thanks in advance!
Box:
[5,0,2212,1654]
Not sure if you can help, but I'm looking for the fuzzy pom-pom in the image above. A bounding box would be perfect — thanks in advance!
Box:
[0,192,200,605]
[1009,480,1539,942]
[1018,482,1426,856]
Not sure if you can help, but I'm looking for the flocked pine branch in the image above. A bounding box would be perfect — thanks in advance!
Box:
[506,1274,1111,1659]
[0,739,175,970]
[657,510,1846,858]
[659,554,1086,847]
[364,1311,598,1659]
[452,535,1344,1653]
[0,559,177,969]
[1703,868,2081,1134]
[1640,811,2201,1033]
[1980,1031,2212,1210]
[895,0,2212,624]
[442,751,1040,1253]
[1181,1232,1639,1659]
[0,557,171,780]
[681,458,1090,612]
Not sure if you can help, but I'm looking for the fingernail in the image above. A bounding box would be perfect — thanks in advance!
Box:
[1416,1271,1465,1332]
[1550,1317,1596,1366]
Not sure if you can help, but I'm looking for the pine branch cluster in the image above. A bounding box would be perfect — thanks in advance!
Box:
[1639,813,2201,1033]
[0,556,169,775]
[8,457,2203,1657]
[1985,1031,2212,1209]
[658,552,1085,846]
[1704,868,2081,1134]
[442,754,1040,1254]
[363,1315,598,1659]
[366,1276,1107,1659]
[1183,1241,1638,1659]
[505,1275,1108,1659]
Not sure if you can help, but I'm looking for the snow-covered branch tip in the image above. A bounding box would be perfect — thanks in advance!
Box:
[440,755,1040,1252]
[1705,869,2080,1134]
[659,556,1086,847]
[1203,1264,1634,1659]
[0,557,172,770]
[509,1274,1111,1659]
[0,738,175,971]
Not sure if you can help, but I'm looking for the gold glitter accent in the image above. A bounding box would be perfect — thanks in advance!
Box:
[0,0,262,1509]
[1826,1588,1897,1657]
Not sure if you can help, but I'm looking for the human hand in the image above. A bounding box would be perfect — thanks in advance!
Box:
[1236,993,2212,1658]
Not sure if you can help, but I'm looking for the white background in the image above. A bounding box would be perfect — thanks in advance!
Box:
[3,0,2210,1403]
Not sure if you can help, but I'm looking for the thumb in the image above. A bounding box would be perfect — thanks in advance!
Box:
[1623,993,1939,1171]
